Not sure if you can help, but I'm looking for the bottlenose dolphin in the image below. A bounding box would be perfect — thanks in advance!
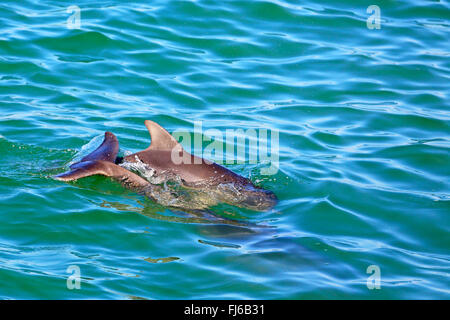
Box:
[54,121,277,211]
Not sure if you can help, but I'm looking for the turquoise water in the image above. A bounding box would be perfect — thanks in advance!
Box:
[0,0,449,299]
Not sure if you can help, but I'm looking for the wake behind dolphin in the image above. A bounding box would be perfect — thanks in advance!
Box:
[54,120,278,211]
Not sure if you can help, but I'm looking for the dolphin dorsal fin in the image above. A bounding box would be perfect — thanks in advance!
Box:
[145,120,182,151]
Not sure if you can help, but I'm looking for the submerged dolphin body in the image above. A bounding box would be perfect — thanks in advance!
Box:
[54,121,277,211]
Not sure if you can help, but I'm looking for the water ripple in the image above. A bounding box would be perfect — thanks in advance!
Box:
[0,0,448,299]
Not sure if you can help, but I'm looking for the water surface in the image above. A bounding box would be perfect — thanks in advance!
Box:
[0,0,449,299]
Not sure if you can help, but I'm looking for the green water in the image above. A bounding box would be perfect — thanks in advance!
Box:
[0,0,449,299]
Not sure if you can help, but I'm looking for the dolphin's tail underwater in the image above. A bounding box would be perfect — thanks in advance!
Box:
[53,132,149,189]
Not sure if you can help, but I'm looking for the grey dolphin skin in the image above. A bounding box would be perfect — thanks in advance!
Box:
[54,131,149,190]
[54,120,277,211]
